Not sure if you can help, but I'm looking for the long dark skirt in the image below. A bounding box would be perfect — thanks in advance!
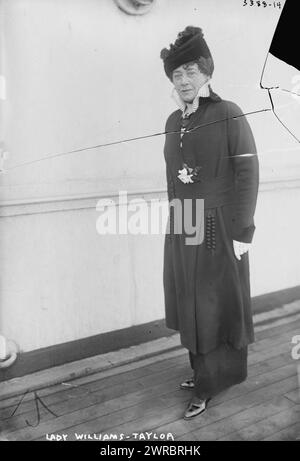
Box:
[189,343,248,400]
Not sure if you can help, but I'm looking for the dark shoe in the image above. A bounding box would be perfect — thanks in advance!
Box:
[179,377,194,390]
[183,397,211,420]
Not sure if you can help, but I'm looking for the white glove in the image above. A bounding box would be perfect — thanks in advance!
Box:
[233,240,251,260]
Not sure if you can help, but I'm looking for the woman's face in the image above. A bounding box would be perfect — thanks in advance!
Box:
[172,62,208,103]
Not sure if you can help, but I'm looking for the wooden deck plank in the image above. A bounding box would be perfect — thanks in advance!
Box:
[0,356,188,419]
[2,336,295,436]
[2,330,297,439]
[1,316,297,412]
[0,320,298,441]
[1,317,297,416]
[253,318,299,341]
[284,389,300,404]
[262,422,300,441]
[1,347,292,433]
[0,348,187,411]
[2,375,192,440]
[63,328,294,398]
[0,363,191,433]
[177,396,294,441]
[136,377,297,441]
[1,326,294,424]
[218,407,299,441]
[0,356,190,415]
[41,327,294,397]
[175,432,200,442]
[109,377,299,442]
[41,365,297,442]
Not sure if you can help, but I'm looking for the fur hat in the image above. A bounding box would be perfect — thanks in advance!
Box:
[160,26,213,80]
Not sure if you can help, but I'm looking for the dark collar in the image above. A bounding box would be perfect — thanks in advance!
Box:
[200,85,222,103]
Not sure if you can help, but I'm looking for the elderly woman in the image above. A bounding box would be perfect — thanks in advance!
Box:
[160,26,259,420]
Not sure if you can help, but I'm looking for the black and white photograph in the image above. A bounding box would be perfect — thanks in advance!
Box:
[0,0,299,446]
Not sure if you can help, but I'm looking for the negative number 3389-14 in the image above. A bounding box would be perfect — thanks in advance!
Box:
[243,1,282,8]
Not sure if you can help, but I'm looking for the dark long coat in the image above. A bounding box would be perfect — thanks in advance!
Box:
[163,89,259,355]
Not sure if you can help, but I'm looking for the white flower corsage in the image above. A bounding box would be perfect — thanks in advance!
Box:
[177,163,202,184]
[178,167,194,184]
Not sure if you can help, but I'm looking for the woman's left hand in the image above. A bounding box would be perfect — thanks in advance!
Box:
[233,240,251,260]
